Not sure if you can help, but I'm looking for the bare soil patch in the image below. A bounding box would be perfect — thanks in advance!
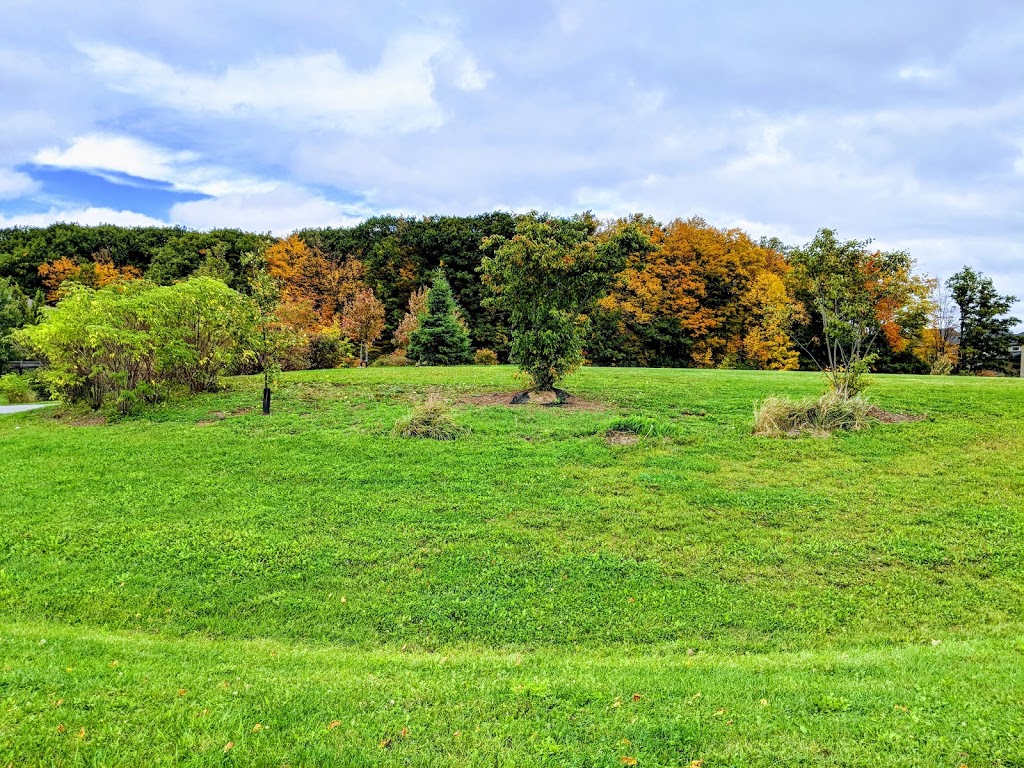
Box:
[604,430,640,446]
[66,415,107,427]
[458,391,610,412]
[867,406,927,424]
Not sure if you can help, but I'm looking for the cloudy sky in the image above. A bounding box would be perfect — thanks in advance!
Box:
[1,0,1022,318]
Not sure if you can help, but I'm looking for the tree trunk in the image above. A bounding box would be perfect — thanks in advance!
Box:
[262,386,271,415]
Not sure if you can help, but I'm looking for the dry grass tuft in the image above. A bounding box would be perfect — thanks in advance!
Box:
[395,396,469,440]
[753,392,873,437]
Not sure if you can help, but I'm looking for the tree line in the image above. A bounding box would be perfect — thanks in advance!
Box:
[1,213,1019,393]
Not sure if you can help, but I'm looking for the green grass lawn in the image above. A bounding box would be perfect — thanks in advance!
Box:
[1,366,1022,766]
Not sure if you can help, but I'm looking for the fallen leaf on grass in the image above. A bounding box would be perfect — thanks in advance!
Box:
[328,720,341,731]
[77,728,86,739]
[54,698,64,708]
[178,689,187,697]
[252,723,263,732]
[399,727,409,738]
[379,738,392,749]
[56,724,65,733]
[224,742,234,753]
[621,757,638,766]
[632,693,642,702]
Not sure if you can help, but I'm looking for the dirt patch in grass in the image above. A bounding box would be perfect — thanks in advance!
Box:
[604,430,640,446]
[66,415,107,427]
[197,407,255,426]
[867,406,927,424]
[196,412,226,426]
[459,391,610,412]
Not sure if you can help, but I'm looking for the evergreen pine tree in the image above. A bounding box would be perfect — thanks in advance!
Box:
[948,267,1019,373]
[407,272,473,365]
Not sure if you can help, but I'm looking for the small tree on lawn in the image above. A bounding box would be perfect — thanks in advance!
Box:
[240,250,303,415]
[341,288,385,366]
[481,212,648,400]
[407,272,473,365]
[947,266,1019,374]
[788,228,931,398]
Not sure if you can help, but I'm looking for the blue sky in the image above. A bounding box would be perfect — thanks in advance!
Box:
[1,0,1021,319]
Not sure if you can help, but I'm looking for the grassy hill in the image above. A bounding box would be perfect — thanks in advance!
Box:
[1,367,1022,765]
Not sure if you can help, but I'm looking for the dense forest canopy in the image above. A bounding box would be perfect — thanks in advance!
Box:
[0,212,1017,374]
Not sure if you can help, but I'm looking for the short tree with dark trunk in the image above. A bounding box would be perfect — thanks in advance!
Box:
[481,212,649,396]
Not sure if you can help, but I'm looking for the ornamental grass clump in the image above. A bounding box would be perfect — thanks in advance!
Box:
[753,392,872,437]
[395,397,469,440]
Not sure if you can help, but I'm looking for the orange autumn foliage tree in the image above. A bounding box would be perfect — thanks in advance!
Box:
[592,216,798,368]
[38,250,142,303]
[741,272,803,370]
[264,235,367,330]
[341,288,386,366]
[392,287,429,350]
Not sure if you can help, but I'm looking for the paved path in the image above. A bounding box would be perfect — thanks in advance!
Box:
[0,403,55,415]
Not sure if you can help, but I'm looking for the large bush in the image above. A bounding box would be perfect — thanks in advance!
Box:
[14,278,252,413]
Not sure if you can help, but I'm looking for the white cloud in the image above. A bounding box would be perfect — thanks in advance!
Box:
[0,168,40,199]
[34,134,274,196]
[897,64,945,82]
[0,206,166,228]
[78,33,488,134]
[169,184,376,235]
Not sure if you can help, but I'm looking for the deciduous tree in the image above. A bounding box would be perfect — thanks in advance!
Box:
[341,288,386,366]
[481,212,648,396]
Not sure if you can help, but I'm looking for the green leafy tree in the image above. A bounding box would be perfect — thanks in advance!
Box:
[788,228,930,397]
[947,267,1019,374]
[407,272,472,365]
[481,212,648,395]
[239,250,302,414]
[0,278,41,364]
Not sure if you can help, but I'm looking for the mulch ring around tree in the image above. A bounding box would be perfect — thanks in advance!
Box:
[866,405,927,424]
[457,390,610,412]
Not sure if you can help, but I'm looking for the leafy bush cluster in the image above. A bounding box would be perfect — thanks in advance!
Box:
[0,373,34,404]
[14,278,255,414]
[473,348,499,365]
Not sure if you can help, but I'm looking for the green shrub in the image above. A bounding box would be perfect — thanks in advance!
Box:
[372,351,409,367]
[13,278,252,413]
[307,331,354,369]
[930,355,955,376]
[753,392,872,437]
[474,348,499,365]
[0,373,35,404]
[24,369,52,401]
[395,398,469,440]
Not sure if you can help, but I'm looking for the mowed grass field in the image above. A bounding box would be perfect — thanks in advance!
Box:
[1,366,1022,766]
